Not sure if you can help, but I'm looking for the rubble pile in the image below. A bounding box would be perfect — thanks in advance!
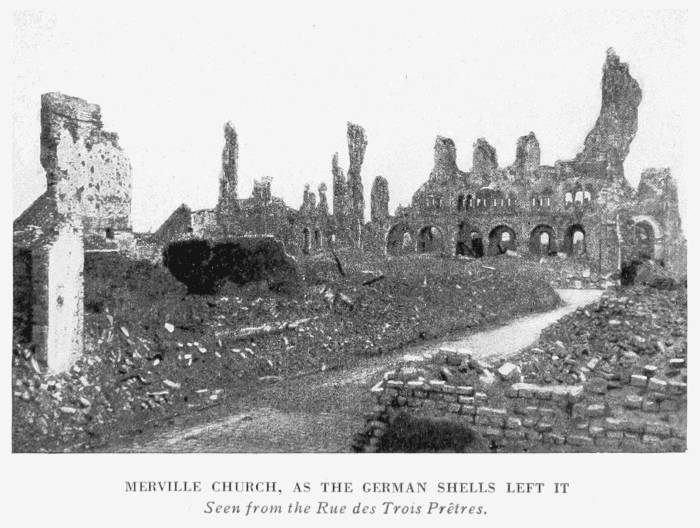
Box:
[512,286,686,387]
[355,285,686,453]
[12,250,559,452]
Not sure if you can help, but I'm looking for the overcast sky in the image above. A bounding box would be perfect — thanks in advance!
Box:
[12,5,687,232]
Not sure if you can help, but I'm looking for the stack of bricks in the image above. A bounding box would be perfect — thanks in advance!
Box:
[354,348,686,453]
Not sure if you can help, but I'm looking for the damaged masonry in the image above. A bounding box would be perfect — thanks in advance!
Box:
[12,49,686,454]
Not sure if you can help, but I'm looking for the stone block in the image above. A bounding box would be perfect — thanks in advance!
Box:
[668,381,687,395]
[604,417,624,431]
[642,399,659,413]
[596,437,621,449]
[589,425,605,437]
[630,374,648,388]
[506,417,522,429]
[643,365,658,377]
[642,434,661,445]
[586,404,606,417]
[484,427,504,438]
[477,407,507,418]
[647,378,667,392]
[659,399,678,412]
[447,403,461,414]
[460,405,476,415]
[645,422,670,437]
[535,420,553,433]
[497,362,522,382]
[567,435,594,446]
[455,386,474,396]
[505,429,525,440]
[624,394,643,409]
[458,396,475,405]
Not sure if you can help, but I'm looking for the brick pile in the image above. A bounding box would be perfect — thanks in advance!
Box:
[353,286,686,453]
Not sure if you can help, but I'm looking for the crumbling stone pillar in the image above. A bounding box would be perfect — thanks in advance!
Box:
[218,122,239,214]
[318,182,329,216]
[473,138,498,176]
[514,132,540,173]
[578,49,642,165]
[430,136,458,182]
[24,221,84,374]
[347,122,367,225]
[371,176,389,223]
[40,92,132,233]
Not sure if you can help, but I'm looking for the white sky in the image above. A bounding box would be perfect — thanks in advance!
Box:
[11,5,687,232]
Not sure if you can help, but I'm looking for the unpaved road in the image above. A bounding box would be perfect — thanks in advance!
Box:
[118,289,603,453]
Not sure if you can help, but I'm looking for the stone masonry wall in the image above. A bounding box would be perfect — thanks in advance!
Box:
[355,345,686,453]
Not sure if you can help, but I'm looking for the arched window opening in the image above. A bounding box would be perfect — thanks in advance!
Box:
[574,190,584,204]
[302,228,311,254]
[584,190,592,202]
[565,192,573,205]
[457,194,465,211]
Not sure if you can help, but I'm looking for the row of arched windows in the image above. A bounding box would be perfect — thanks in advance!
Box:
[564,189,593,205]
[456,193,515,211]
[424,185,597,213]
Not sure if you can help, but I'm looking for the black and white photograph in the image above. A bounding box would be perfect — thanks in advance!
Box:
[5,1,695,525]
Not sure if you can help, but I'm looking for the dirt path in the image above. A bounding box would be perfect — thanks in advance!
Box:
[118,289,603,453]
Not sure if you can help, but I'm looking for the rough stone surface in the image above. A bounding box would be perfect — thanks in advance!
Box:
[218,122,239,215]
[371,176,390,223]
[577,48,642,166]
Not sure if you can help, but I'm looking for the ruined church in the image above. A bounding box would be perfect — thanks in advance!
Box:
[13,49,686,372]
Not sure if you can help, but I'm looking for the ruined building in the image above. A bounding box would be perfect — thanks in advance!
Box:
[382,49,685,278]
[13,49,687,373]
[14,92,134,372]
[154,50,684,278]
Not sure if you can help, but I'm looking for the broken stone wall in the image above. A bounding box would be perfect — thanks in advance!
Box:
[14,221,84,374]
[370,176,389,224]
[39,92,132,235]
[576,48,642,170]
[153,204,193,242]
[347,122,367,226]
[354,347,686,453]
[218,122,239,215]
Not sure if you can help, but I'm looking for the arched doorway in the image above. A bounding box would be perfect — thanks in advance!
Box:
[301,228,311,254]
[386,224,413,255]
[564,224,586,256]
[471,232,485,258]
[488,225,517,255]
[630,215,663,261]
[455,223,483,258]
[529,225,556,255]
[417,226,444,253]
[314,228,322,249]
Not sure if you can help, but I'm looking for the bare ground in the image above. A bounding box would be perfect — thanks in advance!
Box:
[115,289,603,453]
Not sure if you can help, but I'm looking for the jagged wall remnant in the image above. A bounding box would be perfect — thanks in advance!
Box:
[318,182,329,216]
[430,136,459,182]
[16,92,132,236]
[514,132,541,174]
[577,48,642,168]
[252,176,272,203]
[472,138,498,176]
[371,176,390,223]
[347,122,367,224]
[218,122,239,214]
